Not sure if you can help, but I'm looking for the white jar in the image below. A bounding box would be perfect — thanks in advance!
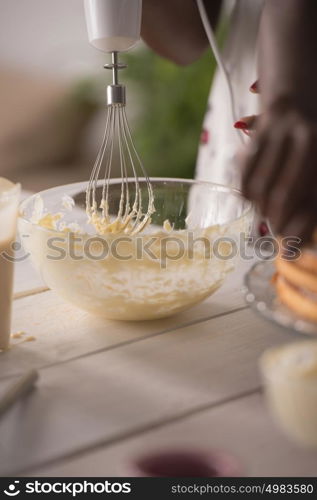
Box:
[260,341,317,448]
[0,178,20,350]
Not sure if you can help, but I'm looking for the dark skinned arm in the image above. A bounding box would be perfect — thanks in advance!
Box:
[242,0,317,244]
[141,0,222,66]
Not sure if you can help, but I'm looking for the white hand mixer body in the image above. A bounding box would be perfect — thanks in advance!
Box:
[84,0,142,53]
[84,0,154,236]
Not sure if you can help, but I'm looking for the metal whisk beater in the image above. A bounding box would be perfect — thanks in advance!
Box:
[86,52,155,235]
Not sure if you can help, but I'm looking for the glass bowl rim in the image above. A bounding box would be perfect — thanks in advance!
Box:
[19,177,253,235]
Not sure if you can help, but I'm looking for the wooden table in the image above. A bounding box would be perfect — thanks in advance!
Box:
[1,234,317,477]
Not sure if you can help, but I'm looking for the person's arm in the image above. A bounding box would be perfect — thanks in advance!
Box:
[260,0,317,118]
[141,0,222,66]
[241,0,317,244]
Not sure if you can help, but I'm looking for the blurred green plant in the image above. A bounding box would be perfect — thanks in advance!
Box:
[122,48,216,179]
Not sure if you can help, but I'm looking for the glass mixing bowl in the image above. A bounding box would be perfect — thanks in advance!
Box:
[19,179,252,321]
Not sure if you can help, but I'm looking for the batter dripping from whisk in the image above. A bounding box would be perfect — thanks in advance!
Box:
[86,52,155,236]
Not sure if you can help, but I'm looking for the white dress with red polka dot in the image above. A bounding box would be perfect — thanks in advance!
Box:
[195,0,263,189]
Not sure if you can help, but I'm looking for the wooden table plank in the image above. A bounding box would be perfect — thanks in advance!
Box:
[0,307,290,476]
[14,257,45,297]
[2,259,255,380]
[27,392,317,477]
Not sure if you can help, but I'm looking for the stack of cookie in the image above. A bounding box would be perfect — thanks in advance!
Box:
[275,248,317,322]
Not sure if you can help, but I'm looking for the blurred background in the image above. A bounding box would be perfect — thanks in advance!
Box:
[0,0,216,192]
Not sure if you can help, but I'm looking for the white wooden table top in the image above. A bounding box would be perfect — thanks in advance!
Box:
[1,205,317,476]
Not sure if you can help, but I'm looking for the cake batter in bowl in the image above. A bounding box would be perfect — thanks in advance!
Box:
[19,179,252,320]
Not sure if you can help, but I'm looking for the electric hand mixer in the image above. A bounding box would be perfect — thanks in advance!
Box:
[84,0,154,235]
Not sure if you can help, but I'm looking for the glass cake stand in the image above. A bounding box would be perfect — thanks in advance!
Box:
[244,260,317,337]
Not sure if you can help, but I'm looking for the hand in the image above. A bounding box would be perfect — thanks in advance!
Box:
[234,80,259,136]
[238,85,317,244]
